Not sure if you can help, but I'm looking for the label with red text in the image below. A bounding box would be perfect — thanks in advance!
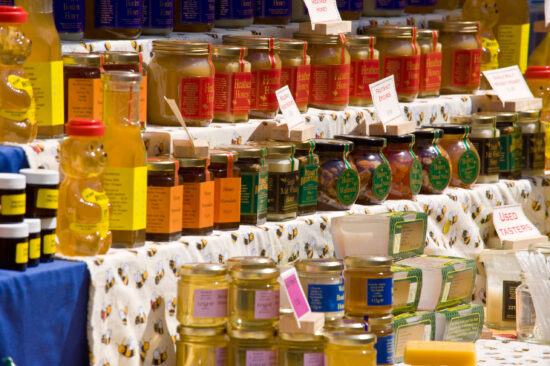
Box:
[350,59,380,99]
[369,75,403,124]
[310,63,350,106]
[280,64,311,107]
[302,0,341,24]
[382,55,420,95]
[452,49,482,87]
[180,76,214,120]
[251,69,281,111]
[214,72,251,115]
[420,52,442,92]
[483,65,533,102]
[493,204,543,242]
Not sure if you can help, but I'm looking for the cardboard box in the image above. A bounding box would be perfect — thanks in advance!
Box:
[434,303,484,342]
[393,311,435,363]
[392,264,423,315]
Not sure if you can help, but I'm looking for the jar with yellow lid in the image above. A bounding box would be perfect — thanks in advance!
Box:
[368,315,394,366]
[214,0,253,28]
[176,325,228,366]
[294,141,319,215]
[279,38,311,113]
[429,21,482,94]
[294,33,351,111]
[229,327,278,365]
[174,0,214,32]
[518,110,545,177]
[254,0,291,24]
[363,0,405,16]
[148,40,214,127]
[227,256,280,329]
[279,332,325,366]
[363,26,420,102]
[413,129,452,194]
[417,29,442,98]
[209,150,241,231]
[344,256,394,317]
[325,331,377,365]
[223,35,282,119]
[493,112,522,180]
[212,45,252,123]
[436,125,480,188]
[177,263,228,327]
[346,35,380,107]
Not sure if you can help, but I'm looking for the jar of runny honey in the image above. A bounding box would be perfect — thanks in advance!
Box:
[325,331,377,365]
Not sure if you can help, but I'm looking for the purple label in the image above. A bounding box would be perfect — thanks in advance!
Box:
[143,0,173,29]
[246,350,277,366]
[366,277,393,306]
[95,0,142,29]
[54,0,85,33]
[180,0,214,23]
[216,347,227,366]
[375,0,405,10]
[215,0,253,20]
[304,353,325,366]
[193,289,228,318]
[337,0,363,12]
[254,290,279,319]
[254,0,291,19]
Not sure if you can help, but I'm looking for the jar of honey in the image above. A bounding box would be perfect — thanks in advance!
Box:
[0,222,28,271]
[209,150,241,231]
[363,25,420,102]
[254,0,291,24]
[525,66,550,170]
[429,20,482,94]
[294,141,319,216]
[338,0,363,20]
[405,0,437,13]
[494,112,522,180]
[346,35,380,107]
[0,173,25,224]
[367,315,395,366]
[462,115,500,184]
[54,0,84,41]
[343,256,394,317]
[176,325,228,366]
[223,35,282,119]
[19,169,59,218]
[148,40,214,127]
[229,328,278,365]
[142,0,174,35]
[518,110,545,177]
[84,0,142,39]
[363,0,405,16]
[294,33,350,110]
[417,29,442,98]
[437,125,480,188]
[413,129,452,194]
[215,0,253,28]
[40,216,56,262]
[325,319,368,333]
[325,331,377,365]
[278,332,325,365]
[279,38,311,113]
[174,0,214,32]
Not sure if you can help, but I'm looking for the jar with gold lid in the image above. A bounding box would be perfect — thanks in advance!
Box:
[84,0,142,40]
[279,38,311,113]
[223,35,282,119]
[148,40,215,127]
[177,263,228,327]
[279,332,325,366]
[212,45,252,123]
[325,319,368,333]
[346,35,380,107]
[294,33,351,111]
[294,141,319,215]
[368,315,394,366]
[325,331,377,365]
[413,129,452,194]
[518,110,545,177]
[229,327,278,365]
[429,21,482,94]
[436,125,480,188]
[174,0,214,32]
[176,325,228,366]
[209,150,241,231]
[416,29,442,98]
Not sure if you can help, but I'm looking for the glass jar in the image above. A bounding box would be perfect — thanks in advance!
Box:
[338,0,363,20]
[177,263,228,327]
[214,0,253,28]
[363,0,404,16]
[346,35,380,107]
[417,29,442,98]
[493,112,522,180]
[24,218,40,267]
[279,38,311,113]
[368,315,394,366]
[54,0,85,41]
[279,332,325,366]
[516,272,539,343]
[429,20,482,94]
[335,135,391,205]
[84,0,142,39]
[343,256,394,317]
[254,0,291,24]
[212,45,252,123]
[148,40,214,127]
[63,53,103,124]
[142,0,174,35]
[178,157,214,236]
[295,259,344,321]
[405,0,437,13]
[40,216,56,262]
[174,0,214,32]
[325,319,368,333]
[229,328,278,365]
[294,33,350,111]
[223,35,282,119]
[437,125,480,188]
[325,331,377,365]
[525,67,550,170]
[0,173,25,224]
[363,26,420,102]
[19,169,59,219]
[176,325,228,366]
[518,110,545,177]
[228,256,280,329]
[380,134,422,200]
[413,129,452,195]
[294,141,319,216]
[209,150,241,231]
[0,222,28,271]
[315,139,360,211]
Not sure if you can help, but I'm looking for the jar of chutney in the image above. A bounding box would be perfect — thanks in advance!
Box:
[0,222,28,271]
[437,125,480,188]
[413,129,452,194]
[518,110,545,177]
[19,169,59,218]
[294,141,319,216]
[209,150,241,231]
[493,113,522,180]
[0,173,25,224]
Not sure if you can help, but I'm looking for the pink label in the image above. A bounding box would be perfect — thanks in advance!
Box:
[193,289,228,318]
[246,350,277,366]
[254,290,279,319]
[304,353,325,366]
[216,347,227,366]
[283,273,310,318]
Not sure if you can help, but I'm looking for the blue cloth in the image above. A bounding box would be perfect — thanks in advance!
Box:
[0,146,29,173]
[0,260,89,366]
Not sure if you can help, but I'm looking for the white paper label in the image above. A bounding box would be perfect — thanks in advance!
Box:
[483,66,534,102]
[369,75,403,126]
[493,204,542,242]
[407,281,418,304]
[276,85,304,128]
[302,0,341,24]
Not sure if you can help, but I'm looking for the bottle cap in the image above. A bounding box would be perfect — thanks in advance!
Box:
[19,169,60,185]
[41,217,57,231]
[0,222,28,239]
[0,6,27,23]
[0,173,25,190]
[24,218,41,234]
[66,119,105,137]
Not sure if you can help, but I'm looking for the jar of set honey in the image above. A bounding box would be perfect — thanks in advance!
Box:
[417,29,442,98]
[346,35,380,107]
[279,38,311,113]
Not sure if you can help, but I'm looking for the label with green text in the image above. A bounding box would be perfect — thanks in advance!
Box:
[410,160,422,195]
[458,150,480,184]
[429,156,451,191]
[299,164,319,207]
[336,168,360,206]
[372,163,391,200]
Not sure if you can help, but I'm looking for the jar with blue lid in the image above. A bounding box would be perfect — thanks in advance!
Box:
[215,0,254,28]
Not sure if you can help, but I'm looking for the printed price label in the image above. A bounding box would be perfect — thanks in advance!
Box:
[493,204,542,242]
[369,75,403,125]
[483,66,534,102]
[276,85,304,128]
[281,268,311,324]
[302,0,341,24]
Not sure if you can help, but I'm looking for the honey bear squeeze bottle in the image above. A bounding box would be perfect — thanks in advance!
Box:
[57,119,112,257]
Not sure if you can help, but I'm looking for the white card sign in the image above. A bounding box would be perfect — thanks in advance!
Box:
[276,85,304,128]
[302,0,341,25]
[483,66,534,102]
[493,204,542,242]
[369,75,403,125]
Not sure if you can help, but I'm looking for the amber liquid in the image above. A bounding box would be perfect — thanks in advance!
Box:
[344,269,393,316]
[84,0,141,39]
[177,275,228,327]
[174,0,213,32]
[325,343,376,364]
[228,278,280,329]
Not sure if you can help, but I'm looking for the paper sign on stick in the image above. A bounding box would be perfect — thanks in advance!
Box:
[276,85,304,128]
[483,66,534,102]
[280,268,311,327]
[493,204,542,242]
[302,0,341,26]
[369,75,404,127]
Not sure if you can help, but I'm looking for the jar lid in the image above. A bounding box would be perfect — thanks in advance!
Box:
[294,32,347,45]
[153,40,211,55]
[469,115,496,126]
[212,45,248,58]
[19,169,60,185]
[344,256,393,267]
[0,222,28,238]
[263,144,294,157]
[227,256,276,269]
[0,173,25,189]
[295,259,343,273]
[103,51,141,65]
[223,35,280,50]
[346,35,376,46]
[518,110,541,121]
[325,331,376,345]
[434,124,470,135]
[215,145,267,159]
[449,116,470,125]
[413,128,444,140]
[367,314,394,325]
[525,66,550,80]
[41,217,57,230]
[324,319,367,333]
[63,53,103,67]
[416,29,439,40]
[228,257,280,280]
[0,6,27,23]
[147,159,177,173]
[177,157,208,168]
[210,150,239,164]
[24,218,41,234]
[229,327,276,340]
[179,263,227,277]
[279,332,324,342]
[294,140,316,153]
[66,118,105,137]
[493,112,518,124]
[314,139,354,153]
[177,325,226,337]
[334,135,386,148]
[429,20,480,33]
[378,134,414,144]
[279,38,308,52]
[102,70,142,83]
[362,25,416,39]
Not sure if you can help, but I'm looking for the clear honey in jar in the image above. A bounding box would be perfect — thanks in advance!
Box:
[279,38,311,113]
[254,0,291,24]
[346,35,380,107]
[279,332,325,366]
[368,315,395,366]
[174,0,214,32]
[229,327,278,366]
[176,325,228,366]
[325,331,377,365]
[416,29,442,98]
[84,0,142,39]
[214,0,253,28]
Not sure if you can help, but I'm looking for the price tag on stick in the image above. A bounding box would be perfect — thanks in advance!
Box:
[276,85,305,128]
[483,66,534,103]
[280,268,311,327]
[369,75,404,130]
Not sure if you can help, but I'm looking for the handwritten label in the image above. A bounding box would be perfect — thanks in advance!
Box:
[302,0,341,25]
[493,204,542,242]
[281,268,311,324]
[483,66,534,102]
[369,75,403,125]
[276,85,304,128]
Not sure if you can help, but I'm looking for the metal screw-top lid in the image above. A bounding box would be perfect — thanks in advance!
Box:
[228,327,277,340]
[314,139,354,153]
[334,135,386,148]
[177,157,208,168]
[177,325,226,337]
[227,256,279,279]
[346,35,376,46]
[362,25,417,39]
[212,45,248,58]
[103,51,141,65]
[344,256,393,268]
[517,110,541,123]
[367,314,394,325]
[178,263,227,277]
[325,331,376,345]
[324,319,368,333]
[147,159,177,173]
[101,70,142,83]
[295,259,343,273]
[153,40,211,55]
[429,20,480,33]
[63,52,103,67]
[294,32,347,45]
[223,35,280,50]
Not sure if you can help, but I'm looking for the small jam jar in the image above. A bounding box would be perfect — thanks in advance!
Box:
[294,33,351,111]
[417,29,442,98]
[229,328,278,366]
[278,332,325,365]
[176,325,228,366]
[363,25,421,102]
[0,173,25,223]
[177,263,228,327]
[518,110,545,177]
[174,0,214,32]
[346,35,380,107]
[429,20,482,94]
[335,135,391,205]
[19,169,59,218]
[0,222,28,271]
[379,134,422,200]
[493,112,522,180]
[295,259,345,321]
[212,45,252,123]
[223,35,282,119]
[315,139,360,211]
[279,38,311,113]
[294,141,319,216]
[437,125,480,188]
[325,331,377,365]
[24,218,41,267]
[40,217,56,263]
[413,129,452,194]
[368,315,395,366]
[344,256,394,317]
[209,150,241,231]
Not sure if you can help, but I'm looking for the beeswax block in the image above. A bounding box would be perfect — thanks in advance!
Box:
[404,340,476,366]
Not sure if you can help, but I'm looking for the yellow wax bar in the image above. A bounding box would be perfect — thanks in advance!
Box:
[404,341,476,366]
